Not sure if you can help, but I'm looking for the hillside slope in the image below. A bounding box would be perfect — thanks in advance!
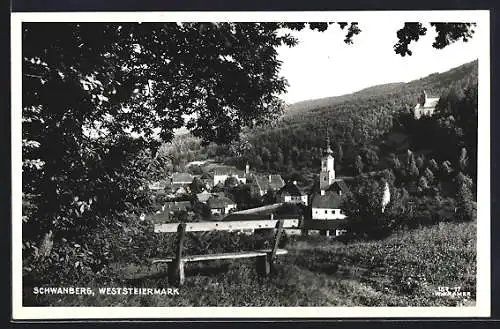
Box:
[25,220,476,306]
[239,60,478,177]
[284,60,477,119]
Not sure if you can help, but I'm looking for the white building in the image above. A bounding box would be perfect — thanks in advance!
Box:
[279,181,308,206]
[413,90,439,119]
[309,135,350,235]
[213,166,247,186]
[207,194,237,216]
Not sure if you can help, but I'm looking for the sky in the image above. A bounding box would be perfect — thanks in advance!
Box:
[276,21,481,104]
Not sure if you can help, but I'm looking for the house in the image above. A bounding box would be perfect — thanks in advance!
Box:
[310,190,346,220]
[199,172,214,191]
[251,174,286,196]
[164,201,191,213]
[171,172,194,186]
[309,135,351,236]
[165,172,194,193]
[207,194,237,216]
[195,191,226,204]
[413,90,439,119]
[213,166,247,186]
[149,201,192,224]
[278,181,308,206]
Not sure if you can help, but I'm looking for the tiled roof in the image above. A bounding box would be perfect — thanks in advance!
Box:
[213,166,245,177]
[208,195,236,209]
[172,173,194,184]
[255,175,285,192]
[327,179,351,196]
[311,191,345,209]
[279,181,306,196]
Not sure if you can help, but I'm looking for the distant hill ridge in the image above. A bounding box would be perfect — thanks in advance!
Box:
[285,60,478,117]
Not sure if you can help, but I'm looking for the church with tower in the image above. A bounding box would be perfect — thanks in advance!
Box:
[310,135,350,224]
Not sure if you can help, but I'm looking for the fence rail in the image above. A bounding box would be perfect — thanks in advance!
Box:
[154,219,300,233]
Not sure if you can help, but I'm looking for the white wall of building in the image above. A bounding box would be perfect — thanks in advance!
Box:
[283,195,308,206]
[225,204,237,214]
[214,174,228,186]
[210,204,236,215]
[211,208,223,215]
[312,207,346,220]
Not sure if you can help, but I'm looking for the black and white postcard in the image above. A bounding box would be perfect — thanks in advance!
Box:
[11,10,491,320]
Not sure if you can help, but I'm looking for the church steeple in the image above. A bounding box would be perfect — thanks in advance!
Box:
[320,132,335,193]
[325,131,334,156]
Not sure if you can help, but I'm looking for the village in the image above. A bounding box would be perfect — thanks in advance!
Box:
[147,135,372,238]
[145,90,439,237]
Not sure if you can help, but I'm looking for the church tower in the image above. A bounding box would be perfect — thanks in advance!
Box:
[319,134,335,194]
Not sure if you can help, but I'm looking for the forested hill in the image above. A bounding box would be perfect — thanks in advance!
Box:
[284,82,406,117]
[236,59,478,180]
[284,60,477,119]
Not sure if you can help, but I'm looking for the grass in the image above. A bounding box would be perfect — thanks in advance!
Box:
[24,220,476,307]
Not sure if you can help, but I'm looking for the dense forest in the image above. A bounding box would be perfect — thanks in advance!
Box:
[241,60,478,178]
[164,60,478,185]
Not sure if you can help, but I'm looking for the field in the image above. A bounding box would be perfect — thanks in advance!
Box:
[25,221,476,307]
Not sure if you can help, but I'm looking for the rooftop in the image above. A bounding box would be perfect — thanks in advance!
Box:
[172,172,194,184]
[255,174,285,191]
[208,195,236,209]
[279,181,306,196]
[311,191,345,209]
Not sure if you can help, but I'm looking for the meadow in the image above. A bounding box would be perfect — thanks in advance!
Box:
[25,220,476,307]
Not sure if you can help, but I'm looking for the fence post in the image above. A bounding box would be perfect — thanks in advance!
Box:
[255,253,270,276]
[269,219,284,273]
[168,223,186,286]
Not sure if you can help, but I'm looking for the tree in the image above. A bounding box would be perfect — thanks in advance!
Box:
[407,157,420,178]
[364,148,379,170]
[353,155,364,175]
[274,149,284,168]
[189,177,206,194]
[418,176,429,193]
[342,178,384,238]
[424,168,435,184]
[381,169,396,186]
[454,172,475,221]
[458,147,469,173]
[415,155,425,170]
[405,149,415,167]
[388,153,401,170]
[224,176,240,189]
[429,159,439,172]
[231,184,263,210]
[335,141,344,164]
[260,147,272,170]
[253,155,264,170]
[393,23,476,56]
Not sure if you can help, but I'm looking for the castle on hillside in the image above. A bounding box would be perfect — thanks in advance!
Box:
[413,90,439,119]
